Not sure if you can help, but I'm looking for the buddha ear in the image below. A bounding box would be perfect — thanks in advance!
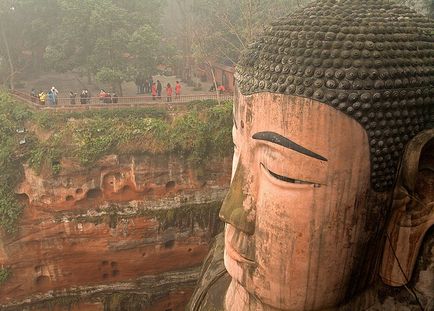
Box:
[380,129,434,287]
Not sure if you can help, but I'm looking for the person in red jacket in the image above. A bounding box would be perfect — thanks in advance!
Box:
[166,83,173,102]
[175,81,181,99]
[151,82,157,100]
[217,84,225,94]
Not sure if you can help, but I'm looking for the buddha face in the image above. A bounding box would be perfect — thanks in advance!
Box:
[220,92,389,310]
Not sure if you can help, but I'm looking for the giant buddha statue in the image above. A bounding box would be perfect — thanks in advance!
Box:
[188,0,434,310]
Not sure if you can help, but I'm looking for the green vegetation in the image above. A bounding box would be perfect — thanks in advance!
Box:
[2,0,431,92]
[29,99,233,168]
[1,0,171,93]
[0,189,24,234]
[0,267,11,285]
[0,93,31,234]
[0,92,233,234]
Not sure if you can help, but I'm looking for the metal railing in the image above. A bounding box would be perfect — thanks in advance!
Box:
[10,90,234,111]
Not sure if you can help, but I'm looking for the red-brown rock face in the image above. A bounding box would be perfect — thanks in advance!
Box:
[0,154,231,310]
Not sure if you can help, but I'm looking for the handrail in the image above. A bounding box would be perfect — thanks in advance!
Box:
[9,90,234,111]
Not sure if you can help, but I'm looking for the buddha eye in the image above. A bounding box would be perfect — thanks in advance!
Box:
[261,163,321,187]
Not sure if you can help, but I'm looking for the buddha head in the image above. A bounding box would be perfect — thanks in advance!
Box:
[218,1,434,310]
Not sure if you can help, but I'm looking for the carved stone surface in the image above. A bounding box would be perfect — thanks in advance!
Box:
[380,131,434,286]
[188,229,434,311]
[189,1,434,311]
[236,0,434,191]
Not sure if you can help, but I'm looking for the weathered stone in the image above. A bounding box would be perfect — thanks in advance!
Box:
[0,154,231,310]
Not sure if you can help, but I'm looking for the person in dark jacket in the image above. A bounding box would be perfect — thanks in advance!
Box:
[69,91,76,104]
[80,90,87,104]
[112,92,118,103]
[156,80,162,99]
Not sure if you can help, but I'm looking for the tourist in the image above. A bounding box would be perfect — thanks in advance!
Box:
[166,83,173,102]
[104,92,112,104]
[217,84,225,94]
[156,80,162,99]
[85,89,91,104]
[53,90,58,105]
[209,83,217,92]
[99,89,110,103]
[151,82,157,100]
[112,92,118,104]
[38,91,46,105]
[51,86,59,105]
[47,90,55,106]
[80,90,87,104]
[30,88,37,103]
[69,91,76,105]
[175,81,181,99]
[135,74,143,94]
[99,89,106,102]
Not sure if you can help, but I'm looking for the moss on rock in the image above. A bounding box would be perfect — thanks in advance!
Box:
[0,91,232,234]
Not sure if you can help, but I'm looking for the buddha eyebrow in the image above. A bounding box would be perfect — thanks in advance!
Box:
[252,131,328,161]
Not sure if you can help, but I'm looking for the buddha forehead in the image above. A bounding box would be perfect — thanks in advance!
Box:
[234,92,370,181]
[235,0,434,192]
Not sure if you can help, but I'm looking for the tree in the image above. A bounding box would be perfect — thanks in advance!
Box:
[190,0,310,66]
[95,67,125,95]
[165,0,432,85]
[395,0,432,16]
[0,0,61,88]
[43,0,167,94]
[128,25,161,80]
[0,4,16,89]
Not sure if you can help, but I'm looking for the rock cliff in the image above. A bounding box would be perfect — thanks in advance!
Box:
[0,154,231,310]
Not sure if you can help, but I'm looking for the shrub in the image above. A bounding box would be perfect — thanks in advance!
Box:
[0,189,23,234]
[0,267,11,285]
[0,93,29,233]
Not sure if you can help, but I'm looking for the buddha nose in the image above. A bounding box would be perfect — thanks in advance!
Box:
[219,164,255,235]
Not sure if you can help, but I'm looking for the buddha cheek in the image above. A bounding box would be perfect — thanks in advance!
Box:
[251,186,316,307]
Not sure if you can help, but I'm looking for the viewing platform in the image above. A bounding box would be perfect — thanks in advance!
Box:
[9,90,234,111]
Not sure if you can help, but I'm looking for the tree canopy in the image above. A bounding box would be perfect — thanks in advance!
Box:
[1,0,170,93]
[0,0,432,90]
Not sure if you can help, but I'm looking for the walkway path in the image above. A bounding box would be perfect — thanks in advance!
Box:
[10,90,233,112]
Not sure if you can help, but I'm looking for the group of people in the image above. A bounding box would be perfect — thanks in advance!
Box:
[72,89,118,105]
[31,86,59,105]
[135,74,154,94]
[97,89,118,104]
[78,89,90,104]
[29,80,183,105]
[151,80,182,102]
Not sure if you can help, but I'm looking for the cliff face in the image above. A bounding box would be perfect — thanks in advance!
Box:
[0,154,231,310]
